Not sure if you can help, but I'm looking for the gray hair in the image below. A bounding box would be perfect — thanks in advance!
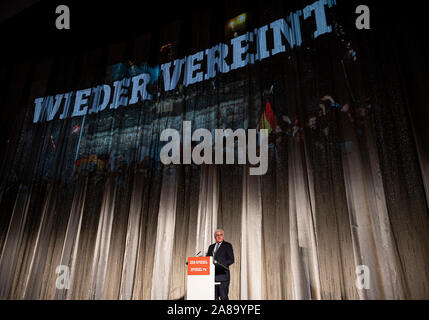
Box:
[214,229,224,236]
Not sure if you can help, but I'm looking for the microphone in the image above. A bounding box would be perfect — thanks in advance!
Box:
[186,251,202,265]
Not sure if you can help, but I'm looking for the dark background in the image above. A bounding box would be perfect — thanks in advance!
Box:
[0,0,426,60]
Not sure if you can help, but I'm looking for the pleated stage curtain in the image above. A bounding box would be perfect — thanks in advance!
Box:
[1,0,429,300]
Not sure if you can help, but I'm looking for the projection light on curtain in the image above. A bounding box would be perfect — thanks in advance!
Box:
[160,42,176,53]
[226,13,248,38]
[32,0,338,124]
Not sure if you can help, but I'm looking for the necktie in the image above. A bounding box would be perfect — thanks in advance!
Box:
[214,243,220,256]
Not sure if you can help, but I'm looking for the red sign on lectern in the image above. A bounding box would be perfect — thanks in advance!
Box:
[187,256,210,275]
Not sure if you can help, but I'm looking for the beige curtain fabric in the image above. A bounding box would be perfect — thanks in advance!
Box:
[0,184,32,299]
[195,165,219,257]
[88,176,117,299]
[55,177,88,300]
[240,167,262,300]
[150,167,179,299]
[1,159,429,300]
[339,117,405,299]
[288,139,321,300]
[119,171,146,299]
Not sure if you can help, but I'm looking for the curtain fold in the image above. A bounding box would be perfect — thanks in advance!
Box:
[0,184,32,299]
[288,139,321,300]
[240,166,263,300]
[150,167,179,299]
[54,177,88,300]
[88,176,118,299]
[195,165,219,256]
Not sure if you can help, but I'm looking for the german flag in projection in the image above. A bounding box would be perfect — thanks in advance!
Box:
[260,100,278,134]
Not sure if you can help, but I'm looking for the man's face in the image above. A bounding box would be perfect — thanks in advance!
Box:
[215,231,224,243]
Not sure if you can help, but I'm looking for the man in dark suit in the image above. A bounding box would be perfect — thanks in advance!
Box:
[206,229,234,300]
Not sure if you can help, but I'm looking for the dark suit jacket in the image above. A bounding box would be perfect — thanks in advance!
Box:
[207,241,234,282]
